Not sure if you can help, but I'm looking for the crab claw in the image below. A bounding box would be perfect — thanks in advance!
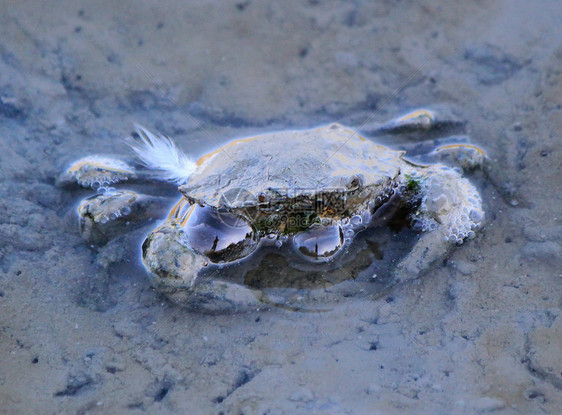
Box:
[395,166,484,282]
[77,190,171,244]
[142,221,263,313]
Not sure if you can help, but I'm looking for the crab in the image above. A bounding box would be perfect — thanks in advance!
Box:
[58,108,485,312]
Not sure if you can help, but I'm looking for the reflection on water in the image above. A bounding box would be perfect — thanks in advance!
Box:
[182,204,258,263]
[166,195,418,309]
[292,223,344,261]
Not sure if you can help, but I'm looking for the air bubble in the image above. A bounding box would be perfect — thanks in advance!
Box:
[467,231,476,239]
[411,219,423,232]
[351,215,362,227]
[469,209,483,222]
[344,229,354,239]
[120,206,131,216]
[447,235,457,243]
[293,223,343,262]
[357,212,371,228]
[182,205,258,263]
[321,217,332,226]
[91,181,101,189]
[99,215,109,224]
[275,240,283,248]
[109,212,119,221]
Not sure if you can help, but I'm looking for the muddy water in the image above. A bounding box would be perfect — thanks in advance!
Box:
[1,1,561,414]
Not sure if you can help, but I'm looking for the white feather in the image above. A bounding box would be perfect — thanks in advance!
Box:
[129,125,196,184]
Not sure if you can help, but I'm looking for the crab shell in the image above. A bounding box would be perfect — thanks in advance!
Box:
[178,123,407,224]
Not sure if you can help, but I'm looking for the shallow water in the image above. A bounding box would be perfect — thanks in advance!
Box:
[1,1,561,414]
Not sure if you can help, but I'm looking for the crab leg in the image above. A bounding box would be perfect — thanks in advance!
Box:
[362,106,465,136]
[77,190,173,244]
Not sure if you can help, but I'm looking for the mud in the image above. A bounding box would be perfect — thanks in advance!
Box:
[1,1,561,414]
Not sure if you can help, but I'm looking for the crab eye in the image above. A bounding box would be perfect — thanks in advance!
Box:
[182,204,258,263]
[292,223,344,262]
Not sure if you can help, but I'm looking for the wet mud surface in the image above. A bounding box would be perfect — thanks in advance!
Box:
[1,1,561,414]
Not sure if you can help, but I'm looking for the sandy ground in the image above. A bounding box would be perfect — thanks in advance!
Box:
[1,1,561,414]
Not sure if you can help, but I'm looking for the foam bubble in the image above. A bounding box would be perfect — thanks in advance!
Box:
[469,209,483,223]
[351,215,362,226]
[411,219,423,231]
